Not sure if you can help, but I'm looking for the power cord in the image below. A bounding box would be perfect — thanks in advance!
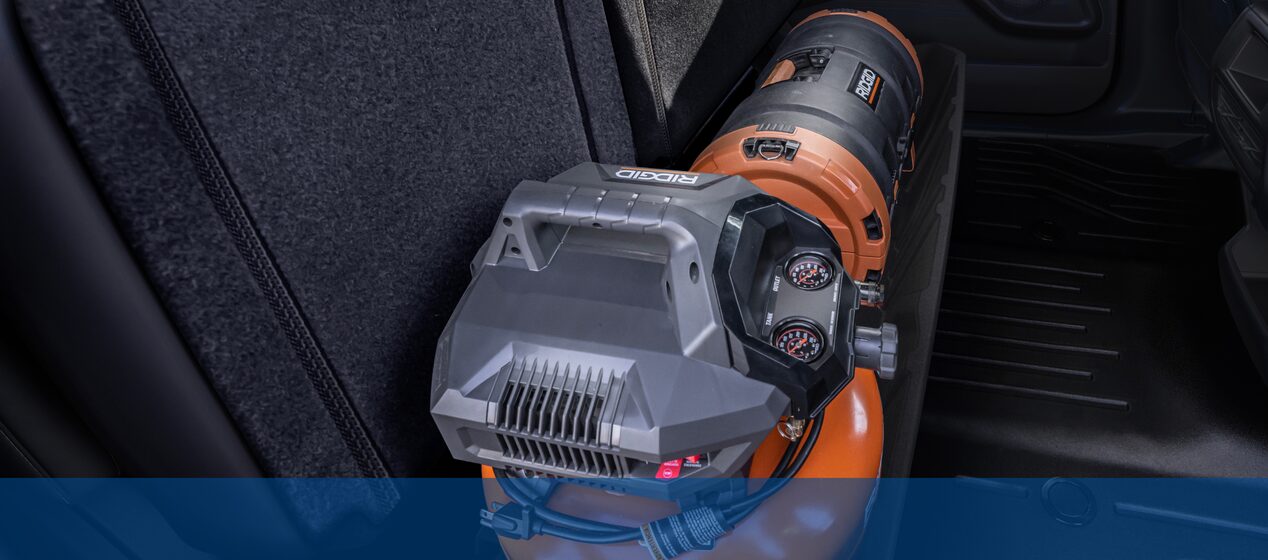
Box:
[480,413,824,558]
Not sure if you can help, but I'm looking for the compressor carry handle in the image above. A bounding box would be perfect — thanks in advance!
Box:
[486,180,688,270]
[482,169,734,365]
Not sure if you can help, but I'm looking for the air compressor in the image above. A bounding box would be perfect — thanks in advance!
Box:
[429,10,922,559]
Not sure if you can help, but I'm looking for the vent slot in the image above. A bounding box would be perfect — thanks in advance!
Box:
[495,360,614,446]
[495,434,628,477]
[862,210,884,241]
[488,358,627,477]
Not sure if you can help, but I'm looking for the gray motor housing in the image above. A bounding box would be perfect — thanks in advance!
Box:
[430,163,866,480]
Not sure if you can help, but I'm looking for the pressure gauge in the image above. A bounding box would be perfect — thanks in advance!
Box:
[772,320,825,362]
[785,253,834,291]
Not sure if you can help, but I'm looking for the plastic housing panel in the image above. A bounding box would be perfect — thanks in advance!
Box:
[1213,4,1268,385]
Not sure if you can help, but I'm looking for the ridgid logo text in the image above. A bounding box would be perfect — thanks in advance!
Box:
[852,63,884,109]
[615,169,700,186]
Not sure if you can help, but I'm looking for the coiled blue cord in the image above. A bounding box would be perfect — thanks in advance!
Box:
[481,414,824,558]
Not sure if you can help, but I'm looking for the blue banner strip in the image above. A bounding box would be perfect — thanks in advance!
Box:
[1,478,1265,559]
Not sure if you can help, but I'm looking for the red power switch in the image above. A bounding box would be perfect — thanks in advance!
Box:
[656,459,683,480]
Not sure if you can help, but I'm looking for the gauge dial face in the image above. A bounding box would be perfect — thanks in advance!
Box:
[772,321,825,362]
[786,253,834,291]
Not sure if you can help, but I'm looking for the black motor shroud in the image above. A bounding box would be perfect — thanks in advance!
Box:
[718,9,924,206]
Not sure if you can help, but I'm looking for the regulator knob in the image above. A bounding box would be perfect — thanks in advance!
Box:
[854,322,898,380]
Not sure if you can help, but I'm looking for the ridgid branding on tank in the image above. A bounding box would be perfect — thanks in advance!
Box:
[852,63,885,109]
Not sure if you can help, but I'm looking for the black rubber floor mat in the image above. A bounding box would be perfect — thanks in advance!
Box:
[914,138,1268,476]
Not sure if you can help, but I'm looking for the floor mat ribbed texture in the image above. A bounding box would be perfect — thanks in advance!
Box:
[914,138,1268,476]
